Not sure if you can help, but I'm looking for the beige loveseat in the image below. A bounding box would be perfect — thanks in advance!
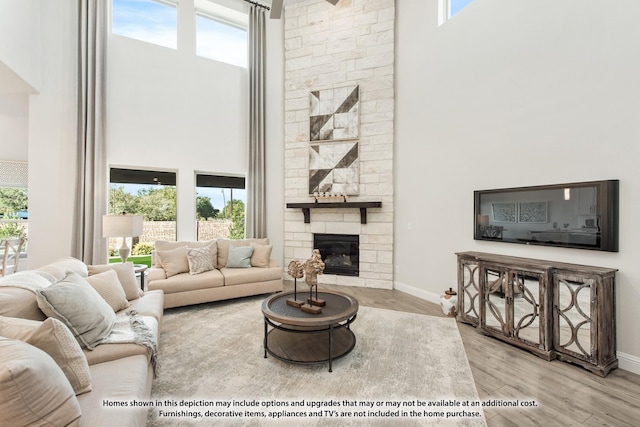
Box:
[0,257,164,427]
[148,238,283,309]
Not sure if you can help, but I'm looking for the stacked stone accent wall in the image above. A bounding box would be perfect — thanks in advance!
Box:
[283,0,395,289]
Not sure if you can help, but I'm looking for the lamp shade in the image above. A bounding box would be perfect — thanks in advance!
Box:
[102,215,144,238]
[478,214,490,226]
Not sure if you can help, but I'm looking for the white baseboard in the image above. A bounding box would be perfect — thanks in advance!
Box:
[393,280,441,305]
[393,281,640,376]
[617,351,640,375]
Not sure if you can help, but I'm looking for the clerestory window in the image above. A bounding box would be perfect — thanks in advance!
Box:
[439,0,475,26]
[195,0,248,68]
[111,0,178,49]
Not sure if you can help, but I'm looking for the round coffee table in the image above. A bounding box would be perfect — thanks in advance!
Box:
[262,290,358,372]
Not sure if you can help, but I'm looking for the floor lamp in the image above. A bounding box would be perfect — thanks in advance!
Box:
[102,214,144,263]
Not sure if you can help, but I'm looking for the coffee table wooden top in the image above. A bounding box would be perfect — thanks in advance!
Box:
[262,290,359,327]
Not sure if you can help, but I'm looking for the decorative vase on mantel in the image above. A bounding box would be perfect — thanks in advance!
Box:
[440,288,458,317]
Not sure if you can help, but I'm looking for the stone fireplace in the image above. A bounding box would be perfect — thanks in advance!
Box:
[282,0,395,289]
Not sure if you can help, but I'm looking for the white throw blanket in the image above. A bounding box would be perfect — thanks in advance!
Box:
[0,270,56,289]
[103,310,159,377]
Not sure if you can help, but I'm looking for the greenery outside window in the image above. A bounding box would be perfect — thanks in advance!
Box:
[195,174,246,240]
[0,187,28,254]
[109,168,177,265]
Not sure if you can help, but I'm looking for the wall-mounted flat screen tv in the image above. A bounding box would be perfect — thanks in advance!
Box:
[474,180,619,252]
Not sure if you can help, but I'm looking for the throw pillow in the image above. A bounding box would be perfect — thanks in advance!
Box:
[156,246,190,277]
[226,245,254,268]
[0,271,53,321]
[187,247,215,275]
[250,243,273,268]
[88,263,141,301]
[154,240,217,268]
[0,337,82,426]
[36,272,116,350]
[0,316,92,395]
[37,256,89,282]
[85,270,130,312]
[217,238,269,268]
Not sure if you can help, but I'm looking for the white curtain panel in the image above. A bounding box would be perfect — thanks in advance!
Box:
[73,0,107,264]
[245,5,267,238]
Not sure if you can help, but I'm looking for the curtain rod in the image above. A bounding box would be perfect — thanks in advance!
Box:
[243,0,270,11]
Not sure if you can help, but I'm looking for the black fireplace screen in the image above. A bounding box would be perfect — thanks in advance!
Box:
[313,234,359,276]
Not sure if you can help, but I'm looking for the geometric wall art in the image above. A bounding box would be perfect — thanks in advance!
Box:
[310,85,359,141]
[491,202,517,223]
[308,141,359,195]
[518,201,548,223]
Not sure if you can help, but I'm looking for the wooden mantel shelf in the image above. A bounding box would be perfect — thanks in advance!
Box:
[286,201,382,224]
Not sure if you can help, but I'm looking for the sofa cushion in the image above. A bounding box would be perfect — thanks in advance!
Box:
[0,316,92,395]
[156,246,190,277]
[217,238,269,268]
[88,262,142,301]
[37,256,89,281]
[226,245,254,268]
[0,271,52,321]
[250,243,273,268]
[36,272,116,350]
[125,289,164,327]
[77,355,152,427]
[187,246,215,274]
[147,268,224,294]
[220,266,283,286]
[0,337,82,427]
[86,269,131,312]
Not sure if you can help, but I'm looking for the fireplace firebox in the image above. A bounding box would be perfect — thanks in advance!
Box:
[313,234,359,276]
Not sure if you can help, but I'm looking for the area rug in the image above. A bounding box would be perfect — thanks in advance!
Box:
[147,295,486,426]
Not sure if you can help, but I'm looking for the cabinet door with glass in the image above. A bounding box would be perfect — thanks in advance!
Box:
[457,256,481,326]
[481,264,551,357]
[553,270,617,376]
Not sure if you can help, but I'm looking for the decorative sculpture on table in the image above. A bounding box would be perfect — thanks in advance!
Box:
[302,249,326,314]
[286,260,305,308]
[287,249,326,314]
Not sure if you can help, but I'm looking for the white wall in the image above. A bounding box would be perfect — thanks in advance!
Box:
[0,94,29,160]
[0,0,41,92]
[26,0,78,268]
[395,0,640,371]
[107,2,284,253]
[106,34,249,240]
[0,0,78,268]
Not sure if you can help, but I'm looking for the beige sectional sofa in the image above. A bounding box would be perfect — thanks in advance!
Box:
[148,238,283,308]
[0,257,164,427]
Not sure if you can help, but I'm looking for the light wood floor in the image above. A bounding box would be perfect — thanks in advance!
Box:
[284,281,640,426]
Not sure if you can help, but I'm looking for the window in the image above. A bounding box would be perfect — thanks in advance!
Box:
[0,160,28,259]
[109,168,177,264]
[196,14,247,67]
[0,187,28,255]
[439,0,475,25]
[112,0,178,49]
[195,0,248,67]
[111,0,248,66]
[195,174,246,240]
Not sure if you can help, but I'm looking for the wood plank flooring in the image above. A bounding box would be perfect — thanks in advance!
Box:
[283,281,640,426]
